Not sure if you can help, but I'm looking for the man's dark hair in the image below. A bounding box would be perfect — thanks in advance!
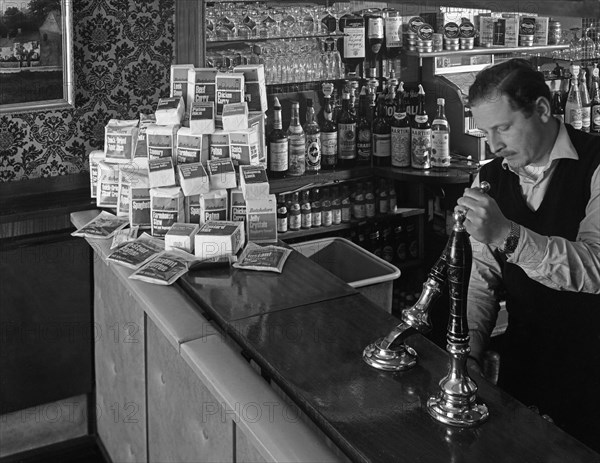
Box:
[468,58,551,116]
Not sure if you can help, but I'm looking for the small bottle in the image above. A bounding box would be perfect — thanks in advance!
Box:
[356,88,373,165]
[368,224,383,257]
[304,98,322,173]
[337,88,357,168]
[276,193,288,233]
[341,184,352,223]
[388,182,397,212]
[431,97,451,169]
[580,69,592,132]
[365,181,376,219]
[288,192,301,231]
[565,64,583,130]
[268,97,288,178]
[301,189,312,229]
[377,178,389,215]
[322,188,333,227]
[353,182,366,219]
[591,65,600,133]
[287,101,306,176]
[331,186,342,225]
[321,96,338,169]
[551,91,565,122]
[411,84,432,169]
[390,81,411,167]
[372,93,392,166]
[311,187,322,227]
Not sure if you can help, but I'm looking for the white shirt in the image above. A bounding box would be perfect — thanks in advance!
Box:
[467,122,600,361]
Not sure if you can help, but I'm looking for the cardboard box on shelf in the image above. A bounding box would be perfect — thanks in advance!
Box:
[194,220,245,260]
[246,194,277,244]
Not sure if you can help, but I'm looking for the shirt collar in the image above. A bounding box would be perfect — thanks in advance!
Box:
[502,121,579,174]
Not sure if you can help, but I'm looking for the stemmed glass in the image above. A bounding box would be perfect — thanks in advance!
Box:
[568,28,583,61]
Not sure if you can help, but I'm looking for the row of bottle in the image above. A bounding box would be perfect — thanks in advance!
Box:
[267,78,451,177]
[276,178,398,233]
[555,63,600,132]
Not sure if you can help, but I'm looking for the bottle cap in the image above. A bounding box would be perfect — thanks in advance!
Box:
[273,96,281,109]
[437,98,445,105]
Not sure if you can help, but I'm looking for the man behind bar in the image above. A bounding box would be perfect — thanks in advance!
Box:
[457,58,600,452]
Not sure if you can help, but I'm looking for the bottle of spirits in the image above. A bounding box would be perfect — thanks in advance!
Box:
[331,186,342,225]
[591,65,600,133]
[287,101,306,176]
[377,178,389,215]
[321,94,338,169]
[565,64,583,130]
[431,98,451,169]
[341,184,352,223]
[289,192,301,231]
[321,188,333,227]
[337,88,357,168]
[411,84,431,169]
[580,68,591,132]
[276,193,288,233]
[365,11,384,79]
[357,88,372,165]
[300,189,312,229]
[353,182,366,219]
[551,90,565,122]
[372,93,392,166]
[390,81,411,167]
[311,187,322,227]
[338,13,365,78]
[383,9,402,78]
[365,181,376,218]
[304,98,321,173]
[268,97,288,178]
[385,82,397,121]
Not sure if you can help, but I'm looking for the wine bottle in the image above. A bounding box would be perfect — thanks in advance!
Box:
[372,93,391,166]
[391,81,411,167]
[580,68,591,132]
[431,98,451,169]
[287,101,306,176]
[551,91,565,122]
[410,84,431,169]
[565,64,583,130]
[357,88,372,165]
[304,98,321,174]
[268,97,288,178]
[321,96,338,169]
[337,88,357,168]
[591,66,600,133]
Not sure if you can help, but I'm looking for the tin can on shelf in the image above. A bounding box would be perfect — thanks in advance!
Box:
[548,20,561,45]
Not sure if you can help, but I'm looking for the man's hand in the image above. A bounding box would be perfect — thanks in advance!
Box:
[455,188,511,246]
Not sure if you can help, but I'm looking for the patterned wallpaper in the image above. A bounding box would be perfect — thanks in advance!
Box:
[0,0,175,183]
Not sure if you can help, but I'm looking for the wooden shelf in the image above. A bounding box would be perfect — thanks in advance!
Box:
[268,166,373,194]
[373,166,475,185]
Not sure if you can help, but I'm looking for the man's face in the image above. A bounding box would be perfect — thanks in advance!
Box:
[471,94,547,168]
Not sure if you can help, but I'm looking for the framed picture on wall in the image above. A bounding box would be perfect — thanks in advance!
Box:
[0,0,73,113]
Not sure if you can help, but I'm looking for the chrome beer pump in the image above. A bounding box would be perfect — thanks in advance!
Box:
[363,182,491,427]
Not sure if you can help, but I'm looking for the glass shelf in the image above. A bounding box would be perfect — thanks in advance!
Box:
[207,32,345,46]
[406,44,569,59]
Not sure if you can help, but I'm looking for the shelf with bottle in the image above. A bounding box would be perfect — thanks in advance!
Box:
[405,44,569,59]
[207,32,346,45]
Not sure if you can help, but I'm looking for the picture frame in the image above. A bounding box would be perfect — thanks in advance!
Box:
[0,0,74,113]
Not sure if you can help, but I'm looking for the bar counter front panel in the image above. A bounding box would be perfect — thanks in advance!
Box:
[73,210,600,463]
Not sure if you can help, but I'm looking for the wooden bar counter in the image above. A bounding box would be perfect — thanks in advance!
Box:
[72,210,600,463]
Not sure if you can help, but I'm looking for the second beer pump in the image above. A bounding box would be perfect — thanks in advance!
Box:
[363,181,491,428]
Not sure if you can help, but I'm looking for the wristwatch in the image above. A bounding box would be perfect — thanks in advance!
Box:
[499,221,520,256]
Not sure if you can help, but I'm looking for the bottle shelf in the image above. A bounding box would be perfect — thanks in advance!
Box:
[373,166,476,185]
[405,44,568,58]
[207,32,345,46]
[268,166,373,194]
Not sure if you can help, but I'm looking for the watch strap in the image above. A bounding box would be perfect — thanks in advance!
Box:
[499,221,520,256]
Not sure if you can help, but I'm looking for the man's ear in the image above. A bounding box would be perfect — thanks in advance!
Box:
[535,96,552,123]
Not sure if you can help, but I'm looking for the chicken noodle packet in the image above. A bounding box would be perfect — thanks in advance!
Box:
[129,249,199,285]
[110,226,140,250]
[72,211,129,239]
[232,242,291,273]
[107,233,165,269]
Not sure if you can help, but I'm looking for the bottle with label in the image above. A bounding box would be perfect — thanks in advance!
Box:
[356,88,372,165]
[591,66,600,133]
[552,91,565,122]
[341,184,352,223]
[331,186,342,225]
[353,182,366,219]
[300,189,312,229]
[580,69,591,132]
[391,81,411,167]
[288,192,301,231]
[372,94,392,166]
[321,96,338,169]
[321,188,333,227]
[431,97,451,169]
[365,181,376,218]
[311,187,322,227]
[337,89,357,168]
[411,84,431,169]
[365,11,384,79]
[287,101,306,176]
[303,98,321,173]
[268,97,288,178]
[276,193,288,233]
[383,9,402,78]
[385,81,397,121]
[338,13,365,78]
[377,178,389,215]
[565,64,583,130]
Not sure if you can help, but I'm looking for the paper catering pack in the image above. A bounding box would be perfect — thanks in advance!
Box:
[233,242,292,274]
[150,187,184,237]
[88,150,105,199]
[194,220,245,260]
[176,127,205,165]
[107,232,165,269]
[155,96,185,126]
[72,211,129,239]
[146,123,179,160]
[129,248,199,285]
[96,160,122,208]
[134,113,156,158]
[104,119,139,160]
